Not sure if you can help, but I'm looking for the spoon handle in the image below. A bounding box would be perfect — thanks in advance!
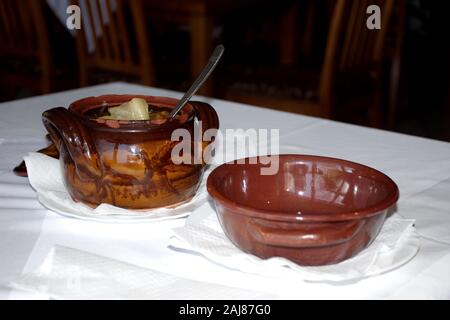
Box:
[169,45,225,118]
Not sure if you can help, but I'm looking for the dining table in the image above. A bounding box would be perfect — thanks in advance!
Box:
[1,82,450,300]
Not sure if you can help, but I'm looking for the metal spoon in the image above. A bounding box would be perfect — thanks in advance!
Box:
[169,44,225,118]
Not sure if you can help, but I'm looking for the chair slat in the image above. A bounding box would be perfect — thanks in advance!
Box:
[105,0,121,61]
[94,0,113,61]
[72,0,155,86]
[114,0,133,67]
[85,0,104,58]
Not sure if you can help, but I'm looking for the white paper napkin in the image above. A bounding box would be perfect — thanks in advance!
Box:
[24,152,211,222]
[10,245,276,300]
[168,204,420,283]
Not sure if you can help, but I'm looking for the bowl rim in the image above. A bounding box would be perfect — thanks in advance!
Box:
[207,154,399,222]
[68,94,195,131]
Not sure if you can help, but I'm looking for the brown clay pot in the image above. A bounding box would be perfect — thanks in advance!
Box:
[42,95,219,209]
[207,155,399,266]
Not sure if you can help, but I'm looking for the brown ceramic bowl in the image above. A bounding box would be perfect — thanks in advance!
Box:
[42,95,219,209]
[207,155,399,266]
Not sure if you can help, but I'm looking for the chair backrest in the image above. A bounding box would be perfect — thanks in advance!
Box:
[0,0,52,92]
[0,0,49,56]
[73,0,155,86]
[319,0,395,115]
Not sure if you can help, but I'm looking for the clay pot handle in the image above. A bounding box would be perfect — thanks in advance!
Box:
[42,107,99,174]
[248,219,365,248]
[192,102,219,133]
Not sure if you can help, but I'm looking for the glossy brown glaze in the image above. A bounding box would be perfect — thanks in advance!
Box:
[207,155,399,266]
[42,95,219,209]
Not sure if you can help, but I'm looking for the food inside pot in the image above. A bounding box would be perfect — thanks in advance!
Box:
[97,98,172,121]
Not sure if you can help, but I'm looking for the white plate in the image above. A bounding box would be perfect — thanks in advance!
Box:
[36,168,213,223]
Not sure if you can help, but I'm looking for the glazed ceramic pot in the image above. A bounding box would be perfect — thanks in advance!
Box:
[207,155,399,266]
[42,95,219,209]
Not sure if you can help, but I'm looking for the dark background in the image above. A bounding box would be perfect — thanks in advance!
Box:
[0,0,449,142]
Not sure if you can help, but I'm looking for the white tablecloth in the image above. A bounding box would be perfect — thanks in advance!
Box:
[1,82,450,299]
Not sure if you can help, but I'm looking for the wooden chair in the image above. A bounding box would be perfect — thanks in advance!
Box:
[386,0,407,129]
[0,0,53,95]
[224,0,396,127]
[72,0,155,87]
